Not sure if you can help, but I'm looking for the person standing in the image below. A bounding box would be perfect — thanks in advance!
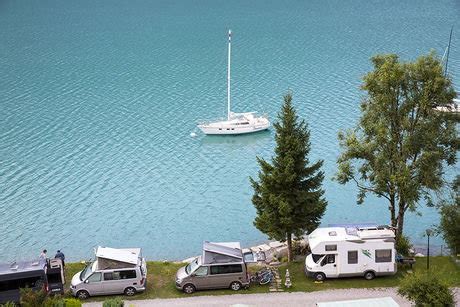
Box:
[39,249,47,260]
[55,250,65,267]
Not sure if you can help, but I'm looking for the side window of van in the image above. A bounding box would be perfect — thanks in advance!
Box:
[210,264,243,275]
[103,272,113,280]
[194,266,208,276]
[87,272,102,282]
[118,270,136,279]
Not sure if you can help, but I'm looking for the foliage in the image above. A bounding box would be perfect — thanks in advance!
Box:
[336,53,458,236]
[43,295,65,307]
[20,288,47,307]
[292,239,309,256]
[62,298,82,307]
[0,302,16,307]
[396,234,413,256]
[438,176,460,255]
[250,93,327,261]
[398,272,455,306]
[102,297,124,307]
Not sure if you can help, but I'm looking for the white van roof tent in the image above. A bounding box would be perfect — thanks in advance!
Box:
[95,247,141,265]
[202,242,243,264]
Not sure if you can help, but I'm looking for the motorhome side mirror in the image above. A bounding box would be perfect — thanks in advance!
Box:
[84,280,89,284]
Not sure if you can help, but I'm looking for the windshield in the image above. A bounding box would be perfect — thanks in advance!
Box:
[185,258,199,275]
[79,262,94,281]
[312,254,325,263]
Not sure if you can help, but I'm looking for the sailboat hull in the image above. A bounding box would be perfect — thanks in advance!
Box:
[198,123,270,135]
[198,116,270,135]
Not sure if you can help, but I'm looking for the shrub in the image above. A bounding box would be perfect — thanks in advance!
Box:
[63,298,82,307]
[102,297,124,307]
[396,234,413,256]
[280,256,288,263]
[20,288,47,307]
[43,296,65,307]
[1,302,17,307]
[398,272,454,306]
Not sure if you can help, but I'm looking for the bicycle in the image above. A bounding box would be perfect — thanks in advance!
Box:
[251,267,275,285]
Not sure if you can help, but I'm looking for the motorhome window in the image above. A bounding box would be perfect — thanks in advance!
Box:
[325,245,337,251]
[194,266,208,276]
[87,272,102,282]
[375,249,392,263]
[47,272,61,283]
[312,254,324,263]
[348,251,358,264]
[119,270,136,279]
[210,264,243,275]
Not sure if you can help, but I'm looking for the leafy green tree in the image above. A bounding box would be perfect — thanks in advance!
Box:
[250,93,327,262]
[398,272,455,306]
[336,53,457,236]
[438,176,460,255]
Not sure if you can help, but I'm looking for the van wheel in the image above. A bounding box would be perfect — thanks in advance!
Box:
[364,271,375,280]
[124,287,136,296]
[314,272,326,281]
[76,290,89,300]
[230,281,242,291]
[183,283,196,294]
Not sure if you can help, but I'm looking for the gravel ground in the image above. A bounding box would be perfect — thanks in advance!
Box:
[82,287,460,306]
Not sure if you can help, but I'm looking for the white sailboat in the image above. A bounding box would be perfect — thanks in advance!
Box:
[198,30,270,135]
[434,27,460,114]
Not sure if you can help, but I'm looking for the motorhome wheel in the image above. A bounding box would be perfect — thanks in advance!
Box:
[124,287,136,296]
[76,290,89,300]
[314,272,326,281]
[183,283,196,294]
[364,271,375,280]
[230,281,242,291]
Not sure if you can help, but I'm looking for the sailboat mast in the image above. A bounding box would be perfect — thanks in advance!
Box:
[227,30,232,121]
[444,26,453,77]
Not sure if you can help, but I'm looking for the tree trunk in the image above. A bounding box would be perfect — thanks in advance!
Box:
[286,232,292,262]
[396,202,405,238]
[389,193,396,228]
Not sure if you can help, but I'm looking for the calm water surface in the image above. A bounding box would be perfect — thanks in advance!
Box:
[1,0,459,261]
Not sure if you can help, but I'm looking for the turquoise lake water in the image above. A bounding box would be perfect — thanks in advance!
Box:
[1,0,459,261]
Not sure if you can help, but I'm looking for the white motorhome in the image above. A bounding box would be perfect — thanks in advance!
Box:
[305,226,396,281]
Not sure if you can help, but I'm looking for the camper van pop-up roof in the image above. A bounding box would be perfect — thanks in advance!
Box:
[95,247,142,269]
[202,242,244,264]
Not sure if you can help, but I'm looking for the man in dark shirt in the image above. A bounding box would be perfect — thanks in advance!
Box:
[55,250,65,267]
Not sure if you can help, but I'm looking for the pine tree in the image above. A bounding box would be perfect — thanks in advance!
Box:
[250,93,327,262]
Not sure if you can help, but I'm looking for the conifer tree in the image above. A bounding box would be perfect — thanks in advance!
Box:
[250,93,327,262]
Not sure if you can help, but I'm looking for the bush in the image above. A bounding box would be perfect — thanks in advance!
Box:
[102,297,124,307]
[43,296,65,307]
[280,256,288,263]
[292,239,309,256]
[20,288,47,307]
[398,272,454,306]
[63,298,82,307]
[396,234,413,256]
[1,302,17,307]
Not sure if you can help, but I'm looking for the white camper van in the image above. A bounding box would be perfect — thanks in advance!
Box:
[305,226,396,281]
